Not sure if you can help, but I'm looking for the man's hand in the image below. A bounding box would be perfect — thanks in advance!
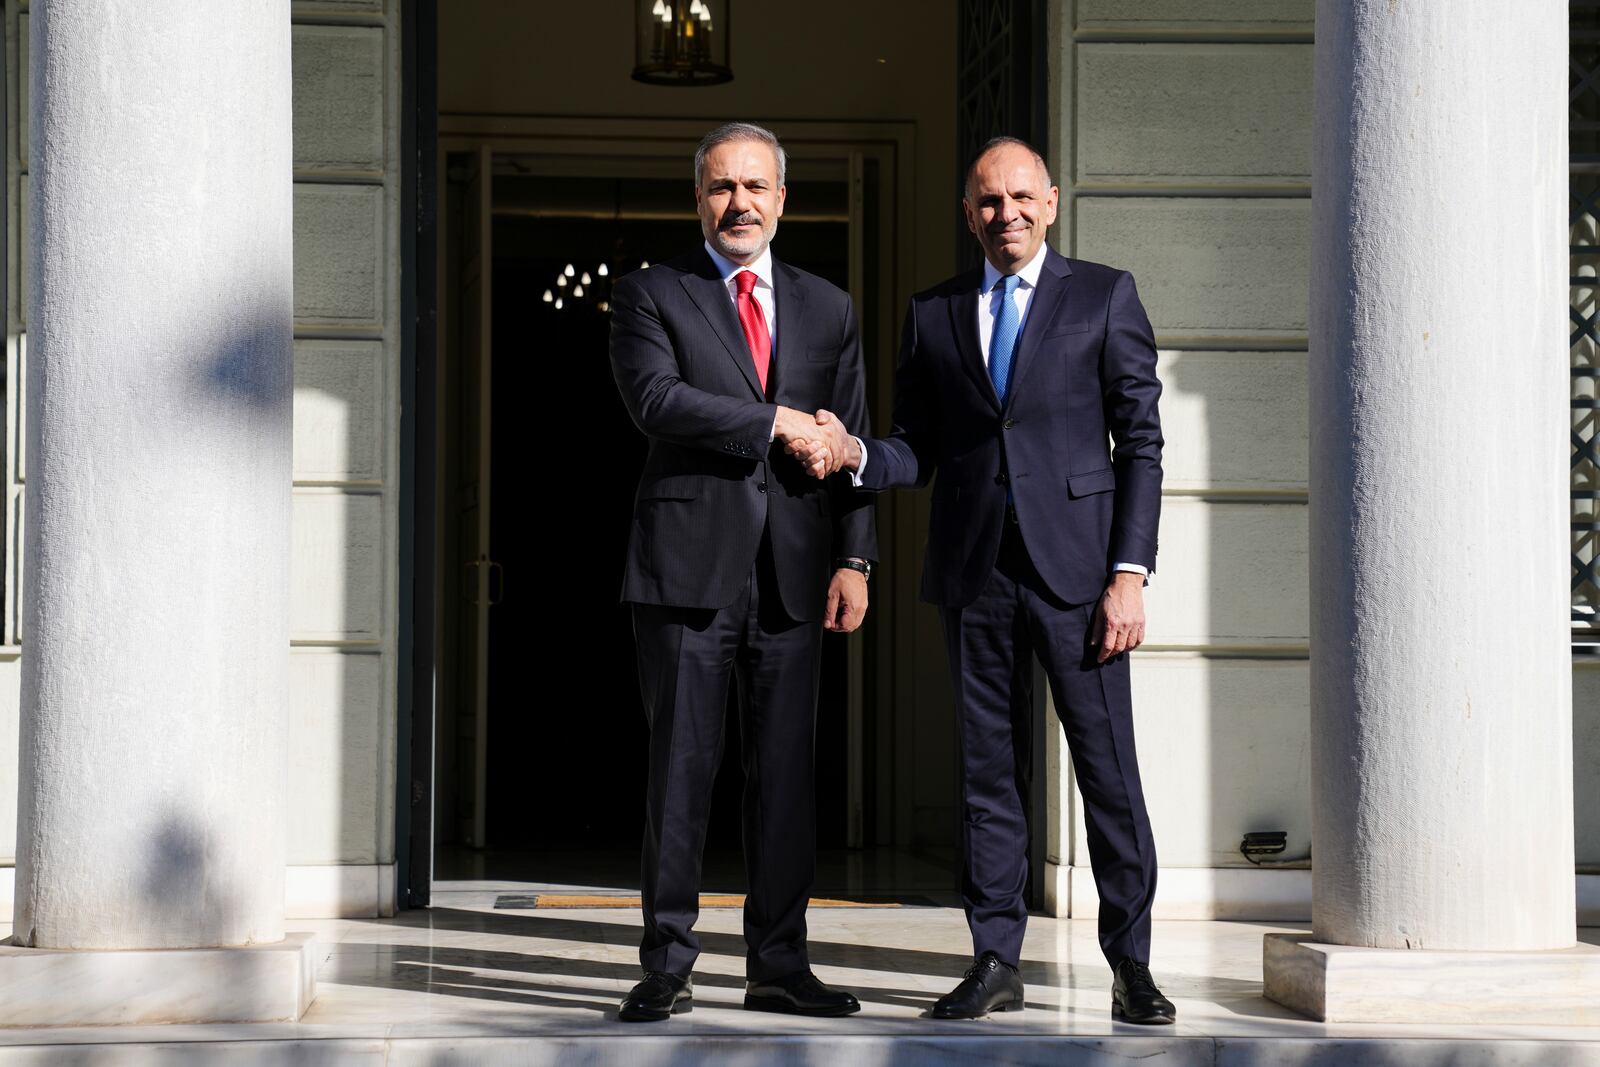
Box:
[773,406,832,477]
[785,409,861,480]
[813,410,862,472]
[824,568,869,632]
[773,405,823,445]
[1090,572,1146,664]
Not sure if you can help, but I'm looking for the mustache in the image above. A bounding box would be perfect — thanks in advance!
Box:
[719,211,763,230]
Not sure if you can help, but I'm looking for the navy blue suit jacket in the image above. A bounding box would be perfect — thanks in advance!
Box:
[610,248,877,621]
[858,247,1163,608]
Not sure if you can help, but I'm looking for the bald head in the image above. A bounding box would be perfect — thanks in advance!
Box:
[964,136,1051,200]
[962,137,1059,273]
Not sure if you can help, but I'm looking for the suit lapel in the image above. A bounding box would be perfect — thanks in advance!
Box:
[679,249,765,401]
[948,269,1000,413]
[770,260,807,400]
[1005,249,1073,408]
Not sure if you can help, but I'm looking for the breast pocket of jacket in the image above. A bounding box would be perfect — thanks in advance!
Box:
[1041,320,1091,340]
[804,344,841,363]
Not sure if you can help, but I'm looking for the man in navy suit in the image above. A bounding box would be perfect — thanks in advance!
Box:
[608,122,876,1023]
[793,136,1175,1024]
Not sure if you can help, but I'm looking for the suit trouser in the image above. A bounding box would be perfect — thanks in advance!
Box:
[940,521,1158,969]
[631,534,822,981]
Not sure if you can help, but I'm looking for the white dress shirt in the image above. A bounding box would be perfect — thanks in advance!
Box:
[704,240,778,349]
[978,243,1049,367]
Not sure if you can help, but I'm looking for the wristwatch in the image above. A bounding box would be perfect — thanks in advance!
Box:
[835,557,873,580]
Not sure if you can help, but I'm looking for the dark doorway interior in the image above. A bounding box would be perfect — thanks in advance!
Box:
[443,174,855,880]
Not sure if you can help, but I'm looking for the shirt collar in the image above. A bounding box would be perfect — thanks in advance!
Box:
[980,241,1049,294]
[704,240,775,290]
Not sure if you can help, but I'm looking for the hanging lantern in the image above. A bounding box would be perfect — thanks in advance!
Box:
[633,0,732,86]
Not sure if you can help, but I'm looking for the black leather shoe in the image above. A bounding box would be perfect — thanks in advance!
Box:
[619,972,692,1022]
[744,970,861,1017]
[930,951,1024,1019]
[1111,958,1175,1024]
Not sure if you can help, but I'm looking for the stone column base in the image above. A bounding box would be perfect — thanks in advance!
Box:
[1264,932,1600,1024]
[0,932,316,1026]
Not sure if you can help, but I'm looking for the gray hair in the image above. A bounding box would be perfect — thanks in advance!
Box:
[694,122,787,188]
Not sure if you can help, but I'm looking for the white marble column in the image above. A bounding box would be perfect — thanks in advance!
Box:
[0,0,312,1024]
[1263,0,1600,1023]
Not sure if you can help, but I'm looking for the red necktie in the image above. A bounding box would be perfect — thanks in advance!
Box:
[734,270,771,394]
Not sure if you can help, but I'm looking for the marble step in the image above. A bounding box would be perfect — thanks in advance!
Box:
[0,1034,1593,1066]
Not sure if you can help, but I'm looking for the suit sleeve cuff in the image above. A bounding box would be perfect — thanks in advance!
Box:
[847,437,868,487]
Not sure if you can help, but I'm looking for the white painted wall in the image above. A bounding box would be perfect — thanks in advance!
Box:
[1047,2,1316,897]
[1049,0,1599,922]
[286,0,402,886]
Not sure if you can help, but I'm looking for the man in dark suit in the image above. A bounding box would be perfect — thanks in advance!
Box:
[793,136,1175,1024]
[608,122,876,1022]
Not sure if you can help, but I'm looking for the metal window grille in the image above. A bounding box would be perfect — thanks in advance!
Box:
[1572,2,1600,638]
[956,0,1046,272]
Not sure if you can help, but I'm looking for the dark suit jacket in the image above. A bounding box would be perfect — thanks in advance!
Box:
[610,247,877,622]
[858,247,1162,608]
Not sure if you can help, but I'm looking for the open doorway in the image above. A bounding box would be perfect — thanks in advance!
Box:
[428,122,956,903]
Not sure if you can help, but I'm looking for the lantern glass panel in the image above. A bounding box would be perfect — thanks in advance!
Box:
[633,0,732,85]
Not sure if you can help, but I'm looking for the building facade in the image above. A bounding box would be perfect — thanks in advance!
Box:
[0,0,1589,991]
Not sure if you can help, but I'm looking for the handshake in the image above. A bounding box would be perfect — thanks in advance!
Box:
[774,407,862,480]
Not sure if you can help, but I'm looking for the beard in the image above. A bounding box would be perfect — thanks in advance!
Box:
[709,211,778,260]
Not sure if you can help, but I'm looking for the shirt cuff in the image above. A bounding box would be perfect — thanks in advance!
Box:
[769,413,778,443]
[847,437,868,487]
[1112,562,1149,578]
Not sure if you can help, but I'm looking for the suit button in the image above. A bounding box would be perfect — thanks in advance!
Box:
[995,473,1009,486]
[758,482,768,493]
[1003,418,1015,429]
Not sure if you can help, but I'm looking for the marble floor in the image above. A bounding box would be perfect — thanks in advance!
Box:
[431,844,964,903]
[0,903,1594,1063]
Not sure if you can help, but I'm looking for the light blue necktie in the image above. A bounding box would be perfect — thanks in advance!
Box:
[988,274,1021,405]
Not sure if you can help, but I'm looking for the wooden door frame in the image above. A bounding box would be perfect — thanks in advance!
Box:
[429,114,920,874]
